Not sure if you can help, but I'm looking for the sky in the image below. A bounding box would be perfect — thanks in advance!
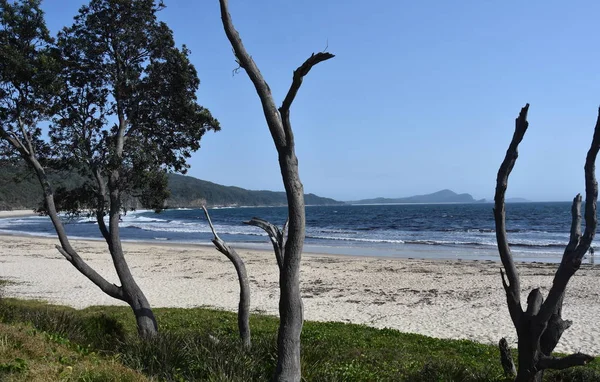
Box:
[39,0,600,202]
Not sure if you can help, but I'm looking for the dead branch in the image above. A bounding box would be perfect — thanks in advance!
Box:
[494,104,529,327]
[244,217,285,270]
[202,206,251,348]
[494,104,598,381]
[538,353,595,370]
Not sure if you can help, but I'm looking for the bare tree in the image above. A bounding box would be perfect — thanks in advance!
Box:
[494,104,598,382]
[218,1,334,380]
[202,206,251,349]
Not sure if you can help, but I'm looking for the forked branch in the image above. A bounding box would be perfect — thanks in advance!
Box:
[244,217,286,270]
[495,105,598,381]
[279,53,334,146]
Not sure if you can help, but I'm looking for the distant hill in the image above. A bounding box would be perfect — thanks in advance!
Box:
[349,189,484,205]
[166,174,342,207]
[0,164,342,210]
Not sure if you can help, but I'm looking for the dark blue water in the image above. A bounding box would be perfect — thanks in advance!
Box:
[0,202,593,262]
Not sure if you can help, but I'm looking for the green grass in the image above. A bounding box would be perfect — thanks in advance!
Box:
[0,320,148,382]
[0,298,598,381]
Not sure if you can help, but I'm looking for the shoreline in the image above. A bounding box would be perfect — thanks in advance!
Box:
[0,209,37,218]
[0,230,564,266]
[1,233,599,355]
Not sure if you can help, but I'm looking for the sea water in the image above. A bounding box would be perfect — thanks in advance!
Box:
[0,202,593,263]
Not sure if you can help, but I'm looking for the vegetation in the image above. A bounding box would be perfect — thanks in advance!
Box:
[167,173,342,208]
[0,166,342,210]
[0,0,219,338]
[0,298,597,381]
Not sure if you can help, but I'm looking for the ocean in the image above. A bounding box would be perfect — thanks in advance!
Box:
[0,202,594,263]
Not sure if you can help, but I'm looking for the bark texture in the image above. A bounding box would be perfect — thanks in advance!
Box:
[499,337,517,378]
[218,1,333,379]
[494,104,598,381]
[202,206,251,348]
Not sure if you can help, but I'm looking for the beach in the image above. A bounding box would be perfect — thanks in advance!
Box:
[1,233,599,355]
[0,209,37,218]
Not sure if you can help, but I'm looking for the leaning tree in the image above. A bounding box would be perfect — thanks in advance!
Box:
[0,0,219,339]
[494,104,598,381]
[218,0,333,380]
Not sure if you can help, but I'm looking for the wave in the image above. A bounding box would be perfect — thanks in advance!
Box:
[306,234,405,244]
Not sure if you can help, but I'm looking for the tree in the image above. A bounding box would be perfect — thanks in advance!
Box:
[494,104,597,382]
[202,206,251,348]
[218,1,333,380]
[0,0,219,339]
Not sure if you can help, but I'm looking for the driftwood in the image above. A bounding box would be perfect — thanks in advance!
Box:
[202,206,251,349]
[494,104,598,381]
[218,1,334,380]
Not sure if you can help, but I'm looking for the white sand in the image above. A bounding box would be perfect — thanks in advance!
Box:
[1,234,599,354]
[0,210,37,218]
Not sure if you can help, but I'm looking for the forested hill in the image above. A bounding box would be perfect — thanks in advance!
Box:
[0,165,342,210]
[165,174,342,207]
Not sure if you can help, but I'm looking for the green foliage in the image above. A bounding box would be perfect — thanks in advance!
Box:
[166,173,343,207]
[0,0,219,218]
[0,166,342,209]
[49,0,220,215]
[0,0,59,161]
[1,299,598,381]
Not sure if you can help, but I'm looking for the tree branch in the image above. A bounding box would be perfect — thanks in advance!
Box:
[494,103,530,325]
[55,245,124,300]
[538,353,594,370]
[202,206,252,348]
[17,118,35,156]
[565,194,582,253]
[539,108,600,323]
[244,217,284,270]
[218,0,285,148]
[279,53,334,147]
[498,337,516,378]
[7,131,29,156]
[202,205,233,257]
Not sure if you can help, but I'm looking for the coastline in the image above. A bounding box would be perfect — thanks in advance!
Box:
[0,209,37,218]
[1,233,599,355]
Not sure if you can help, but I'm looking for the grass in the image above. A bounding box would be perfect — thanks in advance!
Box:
[0,320,148,382]
[0,298,598,381]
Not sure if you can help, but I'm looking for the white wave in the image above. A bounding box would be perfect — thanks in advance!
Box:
[306,234,405,244]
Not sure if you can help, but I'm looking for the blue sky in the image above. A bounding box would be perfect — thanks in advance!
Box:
[41,0,600,202]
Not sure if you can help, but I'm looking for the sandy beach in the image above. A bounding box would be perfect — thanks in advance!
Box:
[1,233,599,355]
[0,210,37,218]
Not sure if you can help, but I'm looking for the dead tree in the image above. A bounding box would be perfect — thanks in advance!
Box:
[218,1,334,380]
[494,104,598,382]
[202,206,251,349]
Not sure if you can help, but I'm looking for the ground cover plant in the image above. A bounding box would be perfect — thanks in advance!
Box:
[0,297,598,381]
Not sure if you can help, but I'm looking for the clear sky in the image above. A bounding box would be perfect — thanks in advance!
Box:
[40,0,600,202]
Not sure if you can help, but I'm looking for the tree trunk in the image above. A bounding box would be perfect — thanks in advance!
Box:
[274,151,305,381]
[107,172,158,338]
[127,284,158,339]
[234,258,251,349]
[217,2,333,378]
